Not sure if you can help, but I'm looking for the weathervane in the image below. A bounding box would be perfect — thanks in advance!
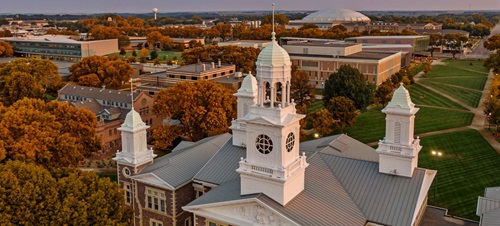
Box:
[130,78,134,110]
[272,3,276,40]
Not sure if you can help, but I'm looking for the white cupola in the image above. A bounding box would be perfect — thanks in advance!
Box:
[376,84,421,178]
[236,4,308,206]
[113,103,156,171]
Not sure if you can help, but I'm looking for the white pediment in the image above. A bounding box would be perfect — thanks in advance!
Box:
[187,200,299,226]
[244,115,280,126]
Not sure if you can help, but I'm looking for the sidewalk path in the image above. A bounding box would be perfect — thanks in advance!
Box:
[412,60,500,153]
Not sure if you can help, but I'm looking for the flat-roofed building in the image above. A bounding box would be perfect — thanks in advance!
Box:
[218,40,271,49]
[137,62,241,95]
[345,35,430,54]
[281,37,401,86]
[1,35,118,62]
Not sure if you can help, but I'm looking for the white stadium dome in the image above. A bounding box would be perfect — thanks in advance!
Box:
[302,9,371,23]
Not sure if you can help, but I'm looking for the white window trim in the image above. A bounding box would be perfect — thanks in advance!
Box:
[145,186,167,213]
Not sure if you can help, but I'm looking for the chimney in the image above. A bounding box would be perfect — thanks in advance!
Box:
[218,59,221,67]
[101,85,106,90]
[202,64,206,71]
[211,62,215,69]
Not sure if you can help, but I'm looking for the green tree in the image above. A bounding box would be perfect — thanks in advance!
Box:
[132,50,137,57]
[323,65,375,111]
[291,67,315,107]
[0,161,132,225]
[428,34,443,57]
[150,50,158,60]
[325,96,357,132]
[119,48,126,55]
[153,80,236,142]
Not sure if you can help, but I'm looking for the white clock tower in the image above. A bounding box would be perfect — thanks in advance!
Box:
[376,84,421,178]
[236,6,308,206]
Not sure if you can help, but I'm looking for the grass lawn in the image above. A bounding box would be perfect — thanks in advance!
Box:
[306,99,324,114]
[112,50,184,62]
[423,65,487,78]
[409,84,468,110]
[344,106,473,143]
[442,59,489,73]
[420,81,482,108]
[418,129,500,220]
[423,77,487,91]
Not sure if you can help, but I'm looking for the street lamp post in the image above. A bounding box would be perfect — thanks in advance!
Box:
[431,150,442,204]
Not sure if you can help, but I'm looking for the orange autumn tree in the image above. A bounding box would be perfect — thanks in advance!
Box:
[0,98,101,168]
[69,55,133,89]
[152,80,236,150]
[0,161,132,225]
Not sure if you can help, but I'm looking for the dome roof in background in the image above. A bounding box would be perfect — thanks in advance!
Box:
[302,9,371,23]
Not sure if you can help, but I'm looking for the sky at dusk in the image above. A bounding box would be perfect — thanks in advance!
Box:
[1,0,499,14]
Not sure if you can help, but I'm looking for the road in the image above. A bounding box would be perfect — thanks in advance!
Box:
[467,24,500,58]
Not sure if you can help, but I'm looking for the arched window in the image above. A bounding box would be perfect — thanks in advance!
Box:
[394,122,401,144]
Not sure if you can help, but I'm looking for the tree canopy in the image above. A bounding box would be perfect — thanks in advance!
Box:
[325,96,357,132]
[323,65,375,111]
[0,41,13,57]
[261,14,289,26]
[0,98,101,168]
[152,80,236,148]
[69,56,133,89]
[0,160,132,225]
[181,45,261,73]
[291,67,316,107]
[89,26,130,48]
[485,51,500,74]
[0,58,63,105]
[484,34,500,51]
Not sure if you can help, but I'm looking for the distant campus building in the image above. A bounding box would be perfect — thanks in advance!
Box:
[114,27,436,226]
[137,62,243,94]
[280,37,402,86]
[1,35,118,62]
[57,84,160,156]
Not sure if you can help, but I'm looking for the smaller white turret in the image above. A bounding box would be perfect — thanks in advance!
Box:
[230,72,258,147]
[113,85,156,172]
[376,83,421,178]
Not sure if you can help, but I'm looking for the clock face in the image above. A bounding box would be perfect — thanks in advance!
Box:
[286,132,295,152]
[141,98,147,106]
[123,167,131,177]
[256,134,273,154]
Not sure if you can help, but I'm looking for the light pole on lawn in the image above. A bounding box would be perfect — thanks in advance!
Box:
[431,150,442,204]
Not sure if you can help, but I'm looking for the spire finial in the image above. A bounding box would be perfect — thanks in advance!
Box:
[271,3,276,41]
[130,78,134,110]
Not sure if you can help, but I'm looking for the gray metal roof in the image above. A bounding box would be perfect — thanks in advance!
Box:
[477,187,500,226]
[300,134,379,162]
[59,84,140,104]
[321,153,427,226]
[186,136,431,226]
[136,133,231,189]
[194,137,246,185]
